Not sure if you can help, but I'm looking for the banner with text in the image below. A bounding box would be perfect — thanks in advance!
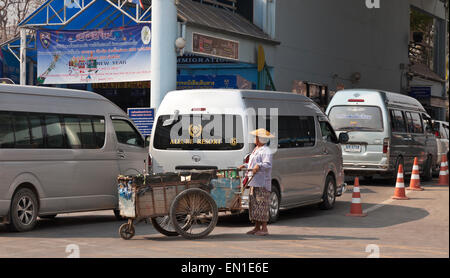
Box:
[37,24,151,84]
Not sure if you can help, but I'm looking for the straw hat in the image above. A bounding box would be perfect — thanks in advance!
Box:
[250,128,275,138]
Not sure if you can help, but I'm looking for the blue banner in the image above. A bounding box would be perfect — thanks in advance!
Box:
[176,75,239,89]
[37,24,151,85]
[410,86,431,99]
[128,108,154,137]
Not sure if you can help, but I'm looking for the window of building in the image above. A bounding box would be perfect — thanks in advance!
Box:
[253,0,276,38]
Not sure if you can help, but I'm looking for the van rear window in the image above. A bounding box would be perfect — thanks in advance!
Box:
[328,106,383,132]
[153,114,243,150]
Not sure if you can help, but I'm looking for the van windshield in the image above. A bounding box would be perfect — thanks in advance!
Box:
[328,106,383,132]
[153,114,244,150]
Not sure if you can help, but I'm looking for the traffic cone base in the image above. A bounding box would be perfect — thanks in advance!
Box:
[392,164,409,200]
[437,154,449,186]
[346,177,367,217]
[408,157,424,191]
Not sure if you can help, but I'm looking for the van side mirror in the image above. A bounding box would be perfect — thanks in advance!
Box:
[338,133,349,144]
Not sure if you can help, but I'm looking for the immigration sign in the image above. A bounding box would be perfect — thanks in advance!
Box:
[37,24,151,85]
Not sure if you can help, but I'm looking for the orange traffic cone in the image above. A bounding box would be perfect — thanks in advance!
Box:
[346,177,367,217]
[407,157,424,191]
[392,164,409,200]
[438,154,449,186]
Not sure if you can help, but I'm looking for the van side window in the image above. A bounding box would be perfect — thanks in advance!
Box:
[405,112,423,134]
[0,112,15,148]
[80,117,97,149]
[29,114,45,148]
[390,110,407,133]
[14,113,32,148]
[112,119,144,148]
[44,115,65,148]
[92,117,106,148]
[319,121,338,143]
[64,116,82,149]
[264,116,315,148]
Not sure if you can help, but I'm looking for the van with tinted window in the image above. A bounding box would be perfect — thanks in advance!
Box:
[0,84,148,231]
[149,89,348,222]
[326,89,437,182]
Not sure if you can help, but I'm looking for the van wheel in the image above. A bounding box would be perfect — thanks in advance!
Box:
[8,188,39,232]
[422,156,433,182]
[319,175,336,210]
[268,186,280,223]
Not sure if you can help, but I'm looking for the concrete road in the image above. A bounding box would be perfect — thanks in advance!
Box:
[0,178,448,258]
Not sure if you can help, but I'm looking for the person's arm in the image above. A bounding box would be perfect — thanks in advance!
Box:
[253,150,272,174]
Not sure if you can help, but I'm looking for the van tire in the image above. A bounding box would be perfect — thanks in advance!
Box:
[422,156,433,182]
[8,188,39,232]
[319,175,336,210]
[268,186,280,223]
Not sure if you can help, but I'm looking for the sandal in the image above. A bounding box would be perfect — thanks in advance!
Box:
[255,230,269,236]
[246,229,259,235]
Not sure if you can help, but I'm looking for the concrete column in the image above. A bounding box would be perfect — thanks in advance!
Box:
[20,28,27,85]
[150,0,178,110]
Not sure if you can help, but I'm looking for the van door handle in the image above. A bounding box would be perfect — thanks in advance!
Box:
[117,150,126,159]
[322,148,329,155]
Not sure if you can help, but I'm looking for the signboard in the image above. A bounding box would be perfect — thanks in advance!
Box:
[176,75,253,90]
[410,86,431,99]
[177,53,235,64]
[192,33,239,60]
[37,24,151,85]
[127,108,154,137]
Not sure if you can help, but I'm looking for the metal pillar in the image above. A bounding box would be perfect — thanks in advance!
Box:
[20,28,27,85]
[150,0,178,110]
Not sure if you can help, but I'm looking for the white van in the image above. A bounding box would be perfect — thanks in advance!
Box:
[0,84,148,231]
[149,89,348,222]
[326,89,437,182]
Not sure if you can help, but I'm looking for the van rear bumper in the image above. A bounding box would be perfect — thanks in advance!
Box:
[344,163,390,176]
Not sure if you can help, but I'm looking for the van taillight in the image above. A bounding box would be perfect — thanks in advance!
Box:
[148,154,152,167]
[383,138,389,154]
[348,99,365,102]
[435,131,441,138]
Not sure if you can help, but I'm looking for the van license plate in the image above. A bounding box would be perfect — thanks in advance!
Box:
[344,144,361,153]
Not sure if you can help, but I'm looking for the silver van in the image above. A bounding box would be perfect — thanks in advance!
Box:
[432,120,449,173]
[149,89,348,222]
[0,84,148,231]
[326,89,437,182]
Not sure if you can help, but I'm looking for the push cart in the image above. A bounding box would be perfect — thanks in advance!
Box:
[117,168,250,240]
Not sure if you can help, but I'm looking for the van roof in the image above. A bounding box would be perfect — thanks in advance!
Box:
[0,84,107,101]
[170,89,314,102]
[333,89,426,112]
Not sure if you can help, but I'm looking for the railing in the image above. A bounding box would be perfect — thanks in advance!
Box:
[197,0,236,12]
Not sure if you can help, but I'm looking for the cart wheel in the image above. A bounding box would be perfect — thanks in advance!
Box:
[151,216,179,237]
[119,223,135,240]
[170,188,218,240]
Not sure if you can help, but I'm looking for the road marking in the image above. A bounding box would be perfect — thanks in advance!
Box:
[363,198,395,214]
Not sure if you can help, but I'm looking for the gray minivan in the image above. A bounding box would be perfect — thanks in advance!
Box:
[0,84,148,231]
[326,89,437,182]
[150,89,348,223]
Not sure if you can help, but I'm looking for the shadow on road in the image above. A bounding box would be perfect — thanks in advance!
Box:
[144,233,378,242]
[272,201,429,229]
